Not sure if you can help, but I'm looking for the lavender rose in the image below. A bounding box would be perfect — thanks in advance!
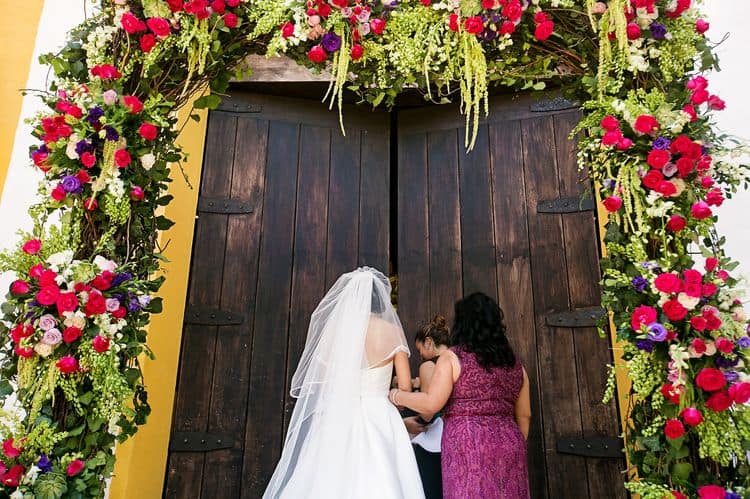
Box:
[321,32,342,53]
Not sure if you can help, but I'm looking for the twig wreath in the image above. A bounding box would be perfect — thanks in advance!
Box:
[1,0,750,497]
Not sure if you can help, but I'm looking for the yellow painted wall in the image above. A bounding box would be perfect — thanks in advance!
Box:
[109,105,208,498]
[0,0,45,195]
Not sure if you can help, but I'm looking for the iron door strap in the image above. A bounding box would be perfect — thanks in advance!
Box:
[546,307,606,328]
[197,196,254,214]
[169,432,234,452]
[184,307,244,326]
[537,195,595,213]
[556,436,623,459]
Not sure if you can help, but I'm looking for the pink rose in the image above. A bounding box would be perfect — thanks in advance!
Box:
[38,314,57,331]
[662,299,688,321]
[633,115,659,135]
[682,269,702,284]
[41,328,63,345]
[600,115,619,131]
[115,149,132,168]
[666,215,686,232]
[121,12,147,34]
[690,316,707,332]
[92,335,111,353]
[705,257,719,272]
[654,273,682,294]
[224,12,238,28]
[601,130,623,146]
[708,95,725,111]
[698,485,727,499]
[66,459,85,476]
[691,201,712,220]
[625,22,641,40]
[695,19,710,34]
[307,45,327,63]
[631,305,657,332]
[463,16,484,35]
[696,368,726,392]
[138,123,158,141]
[2,438,21,458]
[10,280,30,295]
[281,22,295,39]
[717,269,729,281]
[36,285,60,306]
[705,188,724,207]
[715,337,734,354]
[140,33,156,52]
[706,391,733,412]
[63,326,82,343]
[534,20,555,41]
[647,149,670,169]
[56,355,79,374]
[351,43,364,60]
[22,239,42,254]
[369,18,386,35]
[681,407,703,426]
[122,95,143,114]
[147,17,171,38]
[56,291,79,315]
[702,283,717,297]
[602,196,622,212]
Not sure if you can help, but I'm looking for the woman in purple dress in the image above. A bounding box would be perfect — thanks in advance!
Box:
[389,292,532,498]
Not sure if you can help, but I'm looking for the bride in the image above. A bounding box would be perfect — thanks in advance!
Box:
[263,267,425,499]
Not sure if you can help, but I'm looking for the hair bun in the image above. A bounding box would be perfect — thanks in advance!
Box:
[431,314,447,329]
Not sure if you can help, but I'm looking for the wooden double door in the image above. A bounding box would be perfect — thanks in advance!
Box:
[164,92,625,498]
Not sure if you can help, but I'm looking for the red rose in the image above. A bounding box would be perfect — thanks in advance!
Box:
[464,16,484,35]
[92,335,111,353]
[662,299,688,321]
[351,44,364,61]
[698,485,728,499]
[691,201,712,220]
[666,214,686,232]
[655,180,677,197]
[66,459,85,477]
[705,257,719,272]
[680,407,703,427]
[51,185,67,202]
[22,239,41,255]
[729,382,750,404]
[626,22,641,40]
[63,326,82,343]
[56,355,79,374]
[682,269,702,284]
[675,157,694,177]
[661,383,683,404]
[642,169,663,189]
[631,305,657,331]
[601,130,623,147]
[139,123,158,141]
[90,64,121,79]
[717,270,729,281]
[370,18,386,35]
[115,149,132,168]
[673,492,688,499]
[684,282,702,298]
[29,264,44,279]
[140,33,156,52]
[448,13,459,32]
[682,104,698,121]
[211,0,226,13]
[633,115,659,135]
[705,391,733,412]
[307,45,327,63]
[122,95,144,114]
[91,271,114,291]
[121,12,147,34]
[112,306,128,319]
[224,12,238,28]
[2,438,21,458]
[166,0,183,11]
[647,149,670,169]
[14,347,34,358]
[130,186,145,201]
[420,0,432,5]
[600,115,620,131]
[701,283,717,297]
[10,280,30,295]
[705,188,724,207]
[654,273,682,294]
[56,292,79,315]
[1,464,25,487]
[499,21,515,35]
[695,19,710,34]
[696,368,726,392]
[76,169,91,184]
[84,291,107,316]
[36,285,60,306]
[147,17,171,38]
[481,0,496,8]
[39,270,57,287]
[715,337,734,354]
[534,20,554,41]
[80,151,96,168]
[663,418,685,439]
[317,3,331,16]
[533,11,549,24]
[281,21,295,39]
[502,1,522,21]
[227,0,240,5]
[704,312,722,331]
[602,196,622,212]
[84,198,99,211]
[690,89,709,105]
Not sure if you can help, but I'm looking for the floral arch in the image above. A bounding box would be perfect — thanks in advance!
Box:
[0,0,749,497]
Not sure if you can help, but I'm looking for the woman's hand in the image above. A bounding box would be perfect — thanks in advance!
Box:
[403,416,426,435]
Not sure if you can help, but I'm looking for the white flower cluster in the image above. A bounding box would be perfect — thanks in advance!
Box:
[82,24,119,70]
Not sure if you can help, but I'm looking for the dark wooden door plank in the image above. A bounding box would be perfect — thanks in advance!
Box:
[359,124,391,272]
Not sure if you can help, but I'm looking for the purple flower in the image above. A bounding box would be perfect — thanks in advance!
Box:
[726,492,741,499]
[490,14,501,23]
[86,106,104,124]
[631,276,649,292]
[480,28,498,42]
[38,454,53,473]
[127,295,142,312]
[104,125,119,141]
[636,339,654,352]
[646,322,668,342]
[61,175,82,193]
[649,22,667,40]
[111,272,133,287]
[321,32,342,53]
[738,336,750,349]
[652,137,671,150]
[724,370,740,383]
[716,355,740,368]
[602,178,616,190]
[75,139,93,156]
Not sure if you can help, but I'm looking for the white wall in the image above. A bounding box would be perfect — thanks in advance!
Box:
[0,1,749,291]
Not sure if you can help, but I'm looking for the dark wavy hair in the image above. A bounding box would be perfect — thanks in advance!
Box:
[415,314,451,347]
[451,292,516,369]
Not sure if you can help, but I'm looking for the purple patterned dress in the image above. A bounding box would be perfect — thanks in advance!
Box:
[441,346,530,499]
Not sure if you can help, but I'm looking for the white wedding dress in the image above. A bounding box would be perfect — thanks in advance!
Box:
[263,268,425,499]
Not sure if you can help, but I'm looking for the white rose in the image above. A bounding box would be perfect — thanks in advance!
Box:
[34,343,54,358]
[47,250,74,269]
[94,255,117,272]
[670,178,687,196]
[140,153,156,170]
[677,292,700,310]
[66,133,80,159]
